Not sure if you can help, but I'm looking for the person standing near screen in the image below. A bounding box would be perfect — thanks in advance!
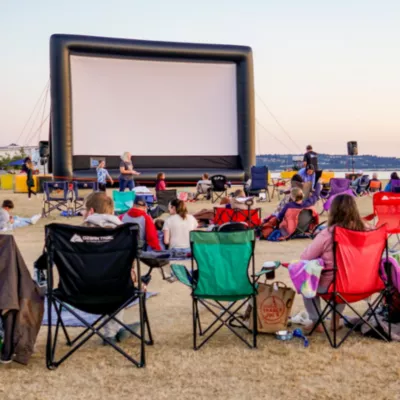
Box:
[119,152,140,191]
[303,145,319,170]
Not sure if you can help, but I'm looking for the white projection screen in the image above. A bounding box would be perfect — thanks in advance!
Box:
[70,55,238,156]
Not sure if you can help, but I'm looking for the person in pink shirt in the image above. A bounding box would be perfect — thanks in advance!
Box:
[155,172,166,191]
[300,194,367,332]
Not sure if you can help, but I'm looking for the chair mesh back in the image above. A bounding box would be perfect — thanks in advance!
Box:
[329,178,351,195]
[112,191,136,211]
[333,226,386,300]
[211,175,228,192]
[44,181,69,200]
[73,181,98,199]
[191,230,254,300]
[373,192,400,233]
[45,223,139,311]
[296,209,314,231]
[217,222,249,232]
[156,190,177,209]
[250,166,267,190]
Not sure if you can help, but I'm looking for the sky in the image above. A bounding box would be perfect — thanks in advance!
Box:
[1,0,399,156]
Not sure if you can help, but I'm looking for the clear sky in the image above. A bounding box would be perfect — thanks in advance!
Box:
[1,0,399,155]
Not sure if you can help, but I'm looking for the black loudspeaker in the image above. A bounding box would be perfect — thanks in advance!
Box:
[39,140,49,158]
[347,141,358,156]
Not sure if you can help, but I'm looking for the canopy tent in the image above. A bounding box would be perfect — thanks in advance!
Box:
[7,159,25,166]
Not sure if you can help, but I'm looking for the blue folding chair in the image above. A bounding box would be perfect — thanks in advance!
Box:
[245,166,270,202]
[72,181,99,212]
[42,181,71,217]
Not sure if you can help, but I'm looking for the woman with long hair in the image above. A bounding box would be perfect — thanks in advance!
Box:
[119,152,140,192]
[300,194,366,332]
[163,199,198,249]
[26,160,36,199]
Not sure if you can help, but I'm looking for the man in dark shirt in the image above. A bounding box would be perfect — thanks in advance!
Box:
[303,145,318,170]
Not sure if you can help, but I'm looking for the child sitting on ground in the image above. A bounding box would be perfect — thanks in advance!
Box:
[154,219,166,250]
[155,172,166,191]
[0,200,41,231]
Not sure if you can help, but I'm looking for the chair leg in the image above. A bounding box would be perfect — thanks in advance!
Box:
[193,298,198,350]
[252,294,257,348]
[143,300,154,345]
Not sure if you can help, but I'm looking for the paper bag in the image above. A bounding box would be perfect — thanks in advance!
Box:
[248,282,295,333]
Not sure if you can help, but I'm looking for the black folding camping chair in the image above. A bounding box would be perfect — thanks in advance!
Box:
[45,223,153,369]
[210,175,228,203]
[152,189,177,215]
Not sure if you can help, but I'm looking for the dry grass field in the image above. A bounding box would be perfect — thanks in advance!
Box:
[1,188,399,400]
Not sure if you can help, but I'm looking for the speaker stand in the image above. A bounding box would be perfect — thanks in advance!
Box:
[351,155,355,173]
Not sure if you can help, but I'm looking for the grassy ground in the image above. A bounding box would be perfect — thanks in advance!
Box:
[1,188,399,400]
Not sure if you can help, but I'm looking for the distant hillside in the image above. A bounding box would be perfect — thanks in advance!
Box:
[256,154,400,171]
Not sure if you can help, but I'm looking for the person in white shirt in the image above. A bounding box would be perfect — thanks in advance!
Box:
[163,199,198,249]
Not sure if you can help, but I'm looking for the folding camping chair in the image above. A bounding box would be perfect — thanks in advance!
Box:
[368,180,382,195]
[45,223,153,369]
[155,189,177,213]
[309,225,390,348]
[171,230,257,349]
[319,178,352,215]
[42,181,71,217]
[72,181,98,213]
[210,175,228,203]
[355,175,370,196]
[213,207,262,228]
[364,192,400,251]
[217,222,249,232]
[285,209,318,240]
[112,190,136,215]
[245,166,270,202]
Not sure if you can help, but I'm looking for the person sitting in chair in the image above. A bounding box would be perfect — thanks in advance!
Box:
[277,183,321,222]
[194,173,212,200]
[120,196,161,251]
[300,194,367,333]
[82,191,142,344]
[384,172,400,192]
[260,184,320,240]
[365,173,382,192]
[163,199,198,249]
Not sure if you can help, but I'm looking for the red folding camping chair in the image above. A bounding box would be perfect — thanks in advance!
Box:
[309,225,390,348]
[213,207,262,228]
[364,192,400,251]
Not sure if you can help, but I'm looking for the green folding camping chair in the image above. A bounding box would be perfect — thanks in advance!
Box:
[172,230,257,350]
[112,191,136,215]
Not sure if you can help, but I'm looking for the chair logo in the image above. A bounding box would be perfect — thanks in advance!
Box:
[70,234,84,243]
[70,234,114,243]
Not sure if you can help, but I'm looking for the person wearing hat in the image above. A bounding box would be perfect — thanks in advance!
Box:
[298,164,316,189]
[120,196,161,251]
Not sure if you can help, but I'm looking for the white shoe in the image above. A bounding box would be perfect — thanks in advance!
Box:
[30,214,41,225]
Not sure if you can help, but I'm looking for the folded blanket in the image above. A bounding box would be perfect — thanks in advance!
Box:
[289,259,324,298]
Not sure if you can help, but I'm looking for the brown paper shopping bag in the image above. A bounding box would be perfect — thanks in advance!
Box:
[248,282,295,333]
